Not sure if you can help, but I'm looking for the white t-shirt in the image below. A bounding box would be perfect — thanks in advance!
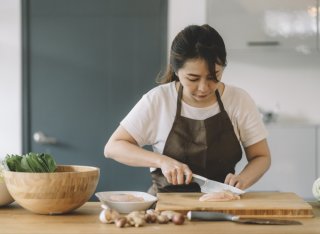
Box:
[120,82,267,155]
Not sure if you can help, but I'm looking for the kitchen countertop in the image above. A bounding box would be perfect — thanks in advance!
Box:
[0,202,319,234]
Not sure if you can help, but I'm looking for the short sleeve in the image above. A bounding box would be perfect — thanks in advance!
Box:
[120,94,156,147]
[236,91,268,147]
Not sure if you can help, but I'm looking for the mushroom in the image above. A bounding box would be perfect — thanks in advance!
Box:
[172,213,185,225]
[126,211,146,227]
[160,210,179,221]
[156,214,170,224]
[114,217,128,228]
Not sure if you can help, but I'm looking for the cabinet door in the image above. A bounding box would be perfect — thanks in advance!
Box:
[236,125,317,200]
[207,0,318,51]
[24,0,167,196]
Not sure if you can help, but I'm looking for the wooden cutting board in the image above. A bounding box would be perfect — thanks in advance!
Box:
[155,192,314,218]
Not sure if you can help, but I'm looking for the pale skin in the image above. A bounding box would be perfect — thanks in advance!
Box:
[104,58,271,190]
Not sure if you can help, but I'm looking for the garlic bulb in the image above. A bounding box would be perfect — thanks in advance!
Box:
[312,177,320,201]
[99,208,120,224]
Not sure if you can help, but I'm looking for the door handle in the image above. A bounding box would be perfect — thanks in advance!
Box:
[33,131,57,145]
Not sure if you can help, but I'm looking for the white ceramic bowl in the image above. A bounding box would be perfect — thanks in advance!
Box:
[95,191,158,213]
[0,181,14,206]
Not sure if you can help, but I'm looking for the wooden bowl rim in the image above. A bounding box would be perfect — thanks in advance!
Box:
[3,165,100,174]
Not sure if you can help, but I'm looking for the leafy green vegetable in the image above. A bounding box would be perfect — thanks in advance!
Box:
[4,153,57,173]
[35,154,50,172]
[5,155,26,172]
[25,153,43,172]
[39,153,57,172]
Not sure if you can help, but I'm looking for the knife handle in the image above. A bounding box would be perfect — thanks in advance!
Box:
[187,211,239,221]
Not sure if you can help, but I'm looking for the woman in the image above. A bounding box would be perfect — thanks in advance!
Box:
[104,24,271,195]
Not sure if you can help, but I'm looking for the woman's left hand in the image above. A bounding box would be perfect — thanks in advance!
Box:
[225,139,271,190]
[224,173,247,190]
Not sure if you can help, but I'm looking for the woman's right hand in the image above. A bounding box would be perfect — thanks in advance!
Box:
[159,155,193,185]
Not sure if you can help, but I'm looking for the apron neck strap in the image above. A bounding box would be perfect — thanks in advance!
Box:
[176,83,183,117]
[215,89,225,112]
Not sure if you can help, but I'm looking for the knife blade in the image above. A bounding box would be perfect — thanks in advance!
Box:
[192,174,245,195]
[187,211,302,225]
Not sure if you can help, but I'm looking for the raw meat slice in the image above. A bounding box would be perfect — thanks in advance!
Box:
[199,190,241,202]
[108,194,145,202]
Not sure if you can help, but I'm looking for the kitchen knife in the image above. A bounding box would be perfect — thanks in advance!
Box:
[187,211,302,225]
[192,174,245,195]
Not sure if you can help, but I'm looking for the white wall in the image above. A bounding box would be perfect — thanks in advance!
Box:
[224,50,320,124]
[0,0,21,159]
[168,0,207,53]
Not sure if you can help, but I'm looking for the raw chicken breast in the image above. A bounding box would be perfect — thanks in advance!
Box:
[199,190,241,202]
[108,194,144,202]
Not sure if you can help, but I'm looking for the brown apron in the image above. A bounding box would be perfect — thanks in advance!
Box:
[148,84,242,195]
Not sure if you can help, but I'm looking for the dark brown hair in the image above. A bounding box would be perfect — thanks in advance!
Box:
[158,24,227,84]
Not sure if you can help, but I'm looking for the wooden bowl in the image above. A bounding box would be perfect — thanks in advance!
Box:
[0,181,14,206]
[3,165,99,214]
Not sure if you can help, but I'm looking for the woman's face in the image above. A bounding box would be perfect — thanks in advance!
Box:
[176,58,224,107]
